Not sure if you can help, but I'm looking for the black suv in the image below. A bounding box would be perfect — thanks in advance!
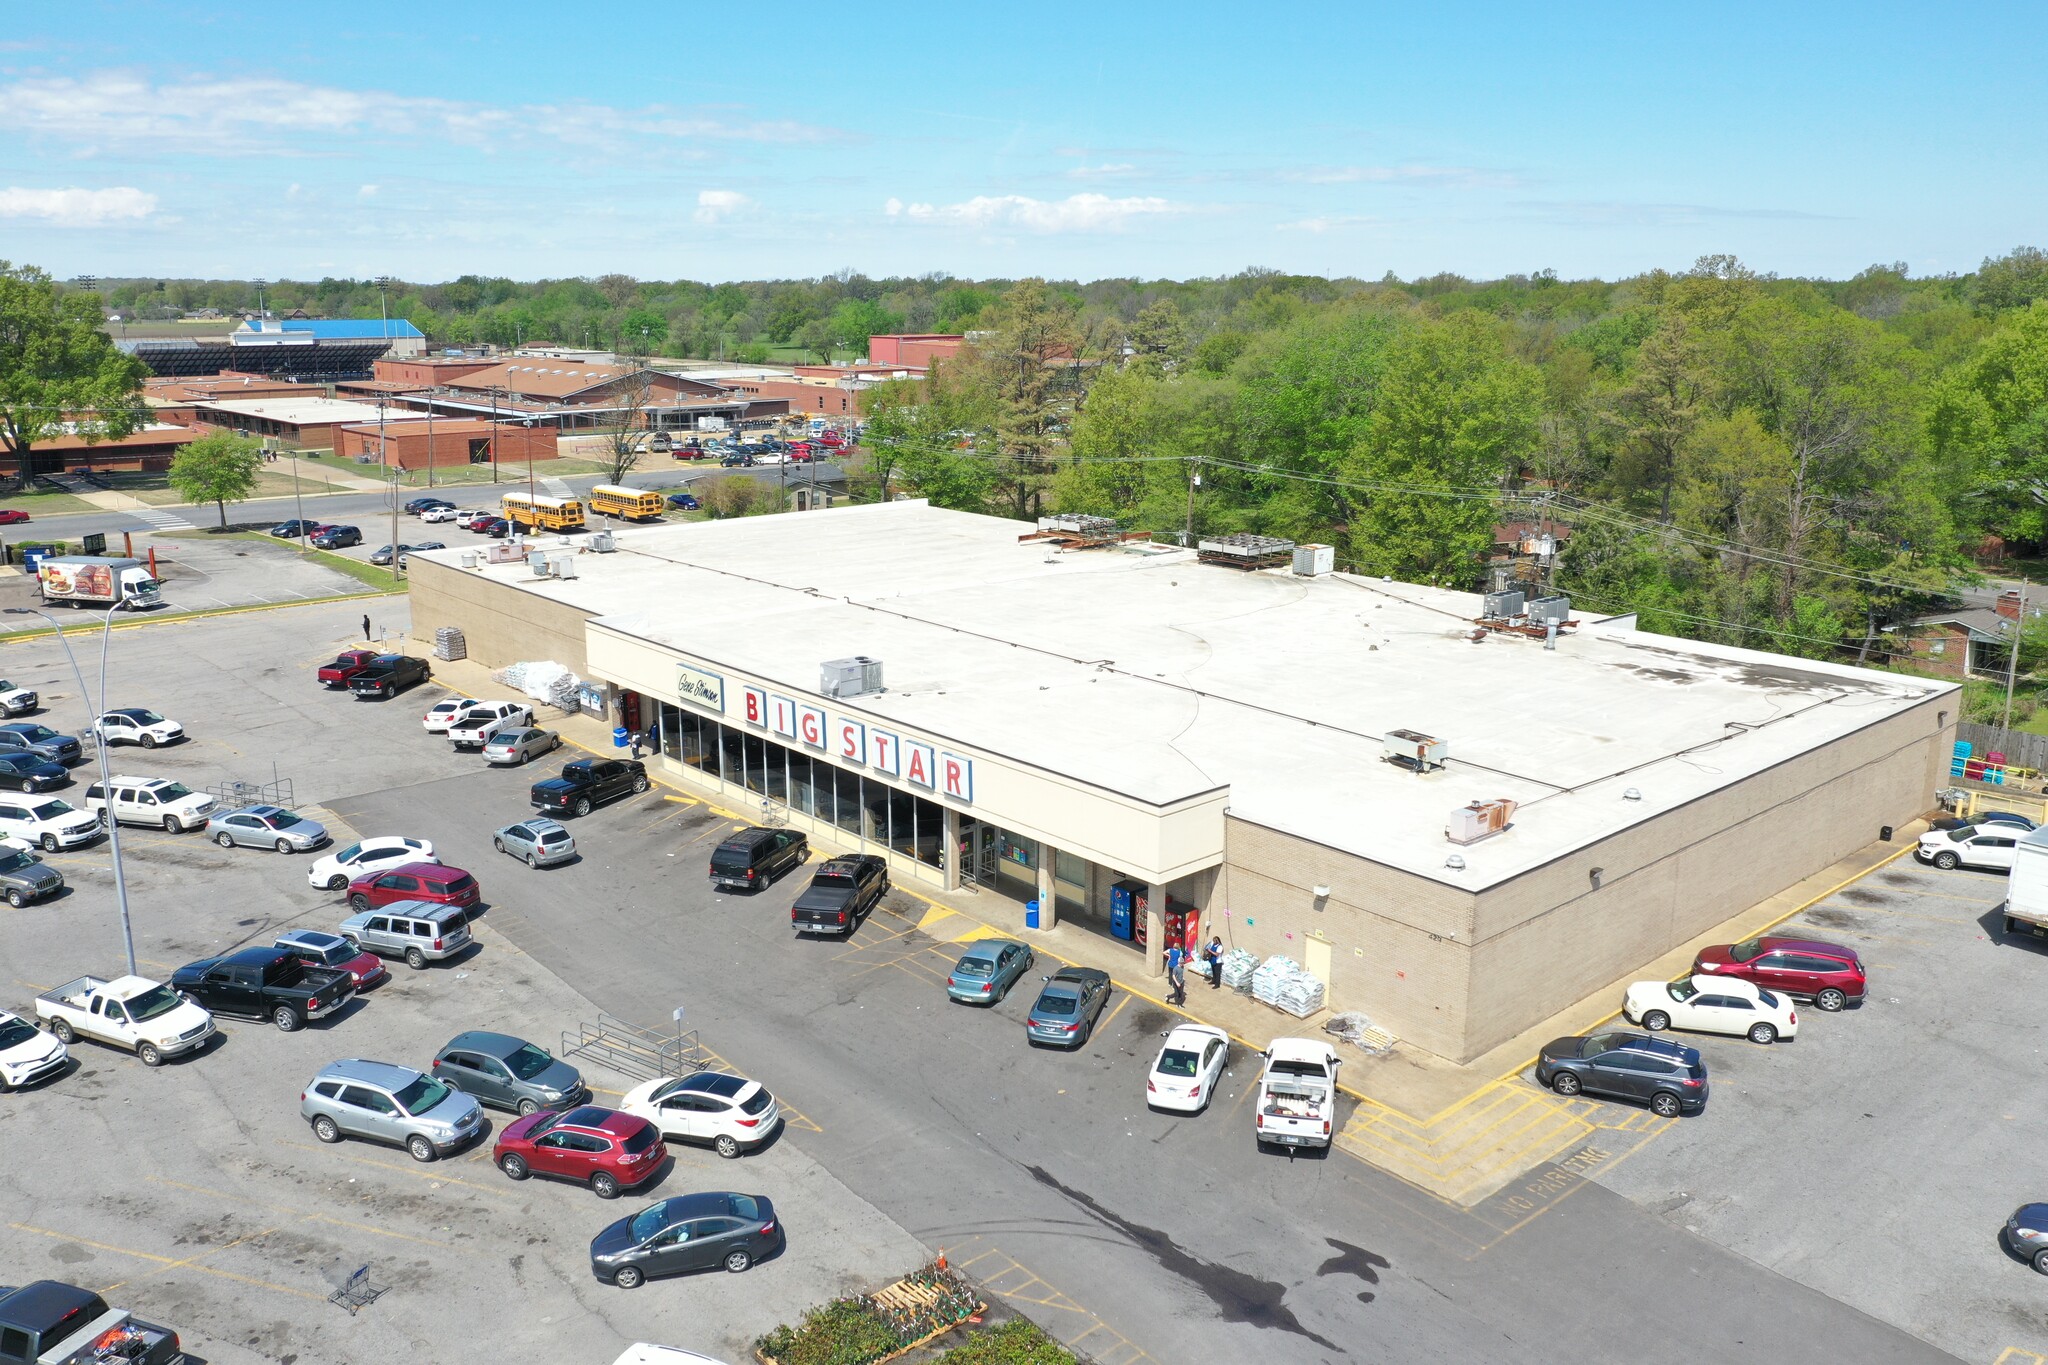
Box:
[349,655,432,700]
[529,758,649,817]
[791,854,889,935]
[709,827,807,892]
[312,524,362,549]
[1534,1030,1707,1116]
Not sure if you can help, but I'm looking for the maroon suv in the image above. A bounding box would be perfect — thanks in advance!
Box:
[1692,936,1864,1011]
[347,860,480,915]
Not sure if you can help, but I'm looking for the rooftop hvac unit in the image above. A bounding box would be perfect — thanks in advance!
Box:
[1447,798,1518,845]
[528,551,551,578]
[550,553,578,579]
[1383,728,1448,773]
[820,655,884,699]
[1527,595,1572,625]
[1482,589,1526,621]
[1197,533,1296,570]
[1292,544,1334,577]
[589,531,616,553]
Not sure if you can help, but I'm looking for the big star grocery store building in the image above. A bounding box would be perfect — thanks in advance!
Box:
[404,500,1954,1063]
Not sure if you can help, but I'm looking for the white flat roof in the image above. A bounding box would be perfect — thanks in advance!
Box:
[415,502,1952,889]
[195,397,427,425]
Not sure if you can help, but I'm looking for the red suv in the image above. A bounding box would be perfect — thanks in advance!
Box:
[492,1105,666,1198]
[1692,936,1864,1011]
[347,860,480,915]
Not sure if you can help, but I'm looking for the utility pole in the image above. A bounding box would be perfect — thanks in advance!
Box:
[1184,456,1200,546]
[380,400,401,581]
[2004,580,2030,735]
[490,390,500,484]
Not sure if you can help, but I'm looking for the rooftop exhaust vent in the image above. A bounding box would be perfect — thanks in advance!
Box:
[821,656,884,699]
[1447,798,1517,845]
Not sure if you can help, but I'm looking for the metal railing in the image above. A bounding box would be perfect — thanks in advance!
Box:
[208,777,294,811]
[560,1012,705,1081]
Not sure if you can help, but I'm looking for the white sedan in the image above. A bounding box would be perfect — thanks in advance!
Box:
[1623,974,1799,1044]
[94,708,184,748]
[620,1070,781,1158]
[421,696,481,733]
[1146,1023,1230,1113]
[420,506,462,523]
[306,836,438,891]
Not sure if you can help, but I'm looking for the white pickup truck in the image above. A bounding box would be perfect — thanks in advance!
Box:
[1254,1037,1343,1152]
[34,975,214,1067]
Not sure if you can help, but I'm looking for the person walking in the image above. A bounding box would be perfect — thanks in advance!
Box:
[1204,935,1224,989]
[1165,942,1187,1006]
[360,613,372,641]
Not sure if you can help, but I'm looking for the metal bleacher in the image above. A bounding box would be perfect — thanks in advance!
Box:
[560,1013,707,1081]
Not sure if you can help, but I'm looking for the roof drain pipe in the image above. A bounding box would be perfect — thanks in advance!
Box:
[1544,622,1558,651]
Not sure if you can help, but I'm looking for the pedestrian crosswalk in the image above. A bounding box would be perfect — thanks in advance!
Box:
[539,476,575,498]
[131,507,195,531]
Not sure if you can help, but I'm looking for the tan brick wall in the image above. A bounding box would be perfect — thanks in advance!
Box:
[404,560,593,675]
[1220,816,1476,1059]
[1220,696,1953,1062]
[1461,696,1950,1058]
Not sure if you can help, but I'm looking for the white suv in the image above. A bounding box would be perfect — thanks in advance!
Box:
[94,708,185,748]
[85,776,217,833]
[0,796,101,851]
[447,701,532,751]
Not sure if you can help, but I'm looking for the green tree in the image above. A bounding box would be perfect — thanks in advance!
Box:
[856,375,994,511]
[1344,313,1542,583]
[1608,313,1706,521]
[827,299,904,356]
[167,431,262,528]
[0,264,148,483]
[1973,247,2048,313]
[1124,299,1189,375]
[1928,300,2048,541]
[947,279,1084,520]
[792,319,835,364]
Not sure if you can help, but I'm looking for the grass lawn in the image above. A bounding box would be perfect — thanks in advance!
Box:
[0,487,99,516]
[385,456,618,489]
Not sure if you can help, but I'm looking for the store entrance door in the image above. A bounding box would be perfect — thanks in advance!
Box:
[960,818,999,889]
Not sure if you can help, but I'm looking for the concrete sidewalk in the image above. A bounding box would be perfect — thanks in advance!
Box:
[405,632,1928,1205]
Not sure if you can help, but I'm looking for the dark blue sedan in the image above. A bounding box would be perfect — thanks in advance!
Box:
[0,752,67,792]
[667,493,700,510]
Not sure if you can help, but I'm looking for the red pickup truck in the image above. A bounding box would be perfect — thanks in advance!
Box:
[318,649,382,689]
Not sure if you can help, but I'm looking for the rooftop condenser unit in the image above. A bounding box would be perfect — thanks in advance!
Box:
[820,656,884,699]
[1527,595,1572,625]
[1482,589,1526,621]
[1383,729,1448,773]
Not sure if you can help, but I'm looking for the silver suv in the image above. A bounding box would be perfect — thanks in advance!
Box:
[338,899,472,970]
[301,1057,486,1162]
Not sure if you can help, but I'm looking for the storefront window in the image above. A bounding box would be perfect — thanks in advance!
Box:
[788,753,816,816]
[1055,849,1086,887]
[913,795,943,868]
[833,767,862,836]
[659,703,682,762]
[887,792,917,859]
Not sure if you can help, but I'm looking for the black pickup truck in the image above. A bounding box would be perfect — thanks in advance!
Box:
[791,854,889,936]
[529,757,648,817]
[0,1280,183,1365]
[348,655,432,700]
[170,946,352,1032]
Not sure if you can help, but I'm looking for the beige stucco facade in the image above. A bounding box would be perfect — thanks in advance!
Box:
[407,556,595,677]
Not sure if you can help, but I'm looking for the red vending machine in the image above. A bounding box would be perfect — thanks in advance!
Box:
[1134,897,1200,955]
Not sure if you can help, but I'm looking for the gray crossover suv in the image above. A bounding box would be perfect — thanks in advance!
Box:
[432,1030,588,1115]
[301,1057,486,1162]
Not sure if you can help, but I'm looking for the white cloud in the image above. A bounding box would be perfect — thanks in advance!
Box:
[357,184,379,199]
[887,192,1187,233]
[694,189,751,223]
[0,71,845,157]
[1065,162,1138,181]
[1281,165,1518,189]
[1276,214,1381,233]
[0,185,156,225]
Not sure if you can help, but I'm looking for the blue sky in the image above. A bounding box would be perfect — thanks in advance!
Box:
[1,2,2040,284]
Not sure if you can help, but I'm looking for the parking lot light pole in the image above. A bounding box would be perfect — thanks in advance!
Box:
[6,604,136,976]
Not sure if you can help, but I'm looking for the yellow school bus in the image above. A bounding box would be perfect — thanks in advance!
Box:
[588,484,667,522]
[501,492,586,532]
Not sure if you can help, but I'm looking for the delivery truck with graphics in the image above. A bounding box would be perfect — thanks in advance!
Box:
[36,557,162,611]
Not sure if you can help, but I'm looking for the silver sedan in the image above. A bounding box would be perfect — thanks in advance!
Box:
[482,726,561,766]
[493,817,576,868]
[206,803,329,853]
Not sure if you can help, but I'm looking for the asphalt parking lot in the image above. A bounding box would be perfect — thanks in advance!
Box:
[0,600,932,1365]
[0,599,1987,1365]
[1534,851,2048,1364]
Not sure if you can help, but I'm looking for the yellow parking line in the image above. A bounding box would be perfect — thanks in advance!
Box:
[145,1177,456,1250]
[9,1222,326,1303]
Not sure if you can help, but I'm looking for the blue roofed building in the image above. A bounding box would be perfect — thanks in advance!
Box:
[233,317,427,357]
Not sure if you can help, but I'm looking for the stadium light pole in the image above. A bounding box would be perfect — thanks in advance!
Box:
[6,604,135,975]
